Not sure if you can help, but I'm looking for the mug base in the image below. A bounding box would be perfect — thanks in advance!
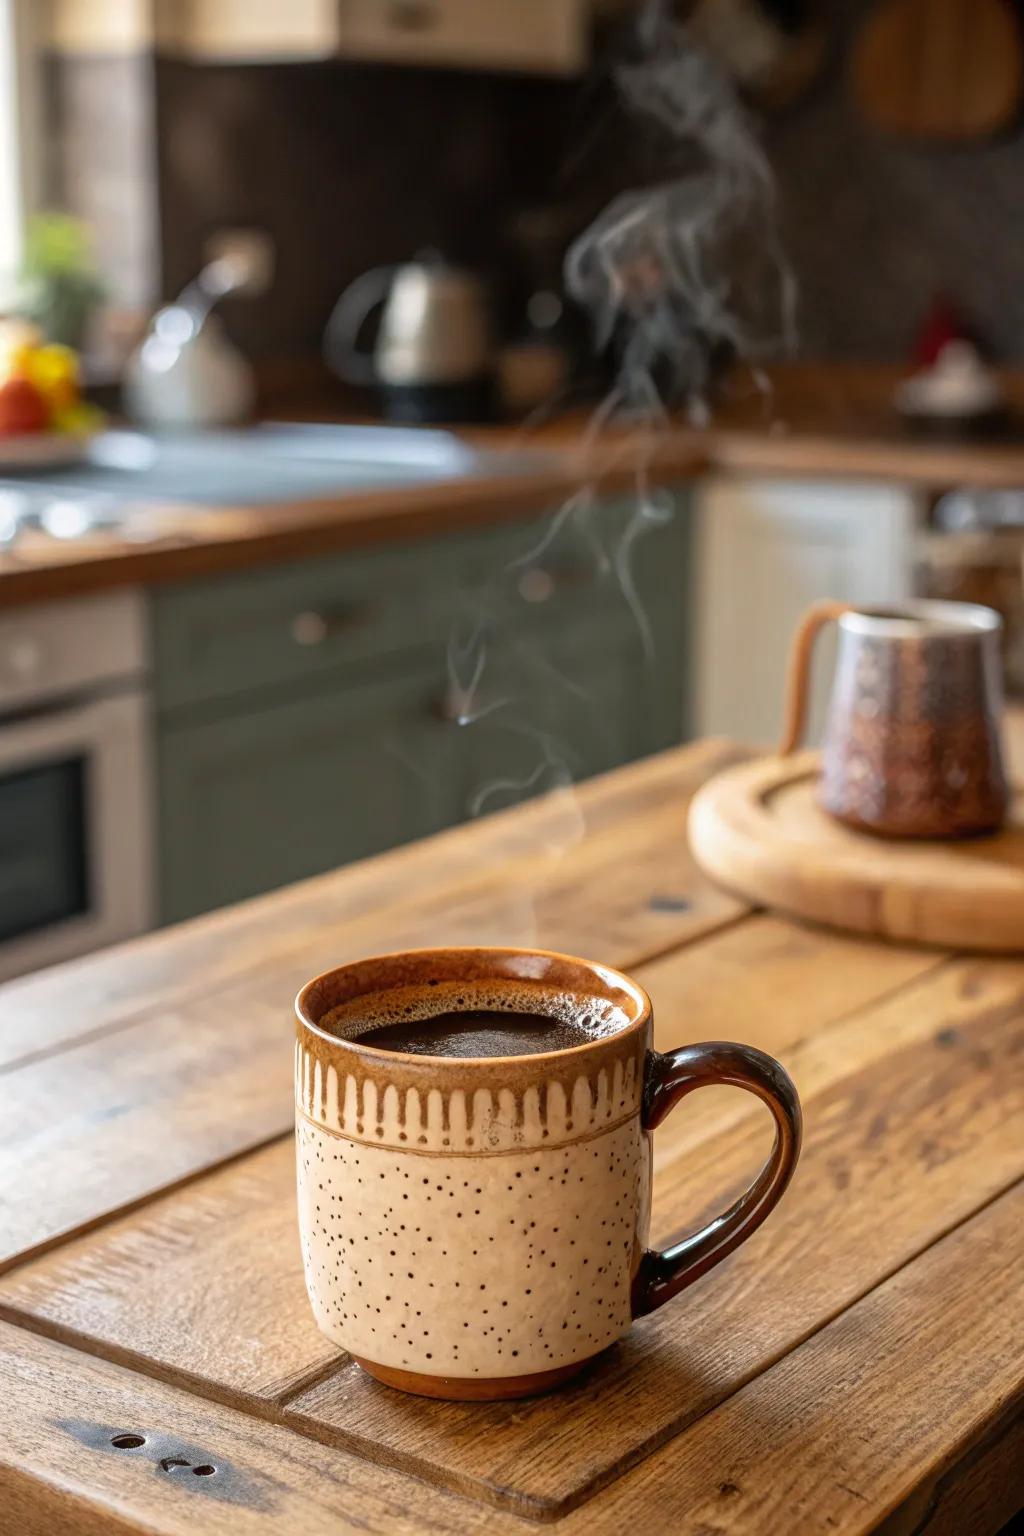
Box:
[352,1350,603,1401]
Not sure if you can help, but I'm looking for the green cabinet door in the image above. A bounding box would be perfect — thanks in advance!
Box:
[439,487,692,819]
[158,664,456,924]
[445,618,648,821]
[153,486,693,924]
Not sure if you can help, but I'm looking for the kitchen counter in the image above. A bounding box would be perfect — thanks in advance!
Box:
[5,363,1024,609]
[1,729,1022,1533]
[0,450,656,610]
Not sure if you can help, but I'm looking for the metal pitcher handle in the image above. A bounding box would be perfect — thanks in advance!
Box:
[324,265,397,385]
[778,600,851,755]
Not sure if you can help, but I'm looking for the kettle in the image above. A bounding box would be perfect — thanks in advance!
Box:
[124,242,268,429]
[325,256,494,423]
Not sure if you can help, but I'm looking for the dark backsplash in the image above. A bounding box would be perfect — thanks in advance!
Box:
[49,15,1024,366]
[153,58,577,359]
[764,0,1024,362]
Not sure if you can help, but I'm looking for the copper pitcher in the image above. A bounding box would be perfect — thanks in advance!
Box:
[781,599,1008,838]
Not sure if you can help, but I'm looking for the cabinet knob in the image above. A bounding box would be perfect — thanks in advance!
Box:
[290,606,368,645]
[428,685,471,723]
[291,611,328,646]
[5,636,43,679]
[387,0,437,30]
[517,561,591,604]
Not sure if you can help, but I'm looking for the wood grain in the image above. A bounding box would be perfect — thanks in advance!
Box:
[0,914,939,1423]
[3,726,1022,1534]
[0,1320,524,1536]
[0,1142,338,1408]
[282,954,1024,1516]
[553,1179,1024,1536]
[0,737,744,1073]
[689,752,1024,951]
[0,741,747,1268]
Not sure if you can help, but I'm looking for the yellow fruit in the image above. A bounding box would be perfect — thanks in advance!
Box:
[51,400,104,437]
[20,343,81,413]
[0,320,43,380]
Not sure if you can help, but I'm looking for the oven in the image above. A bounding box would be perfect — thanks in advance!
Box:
[0,590,153,982]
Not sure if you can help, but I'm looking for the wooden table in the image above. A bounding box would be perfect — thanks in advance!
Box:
[2,736,1022,1534]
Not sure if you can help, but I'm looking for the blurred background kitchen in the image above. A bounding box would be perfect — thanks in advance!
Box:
[2,0,1023,982]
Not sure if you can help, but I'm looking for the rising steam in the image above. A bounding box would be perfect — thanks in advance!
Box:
[444,6,795,934]
[565,7,795,423]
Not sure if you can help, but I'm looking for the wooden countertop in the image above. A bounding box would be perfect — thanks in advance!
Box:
[2,731,1022,1534]
[5,362,1024,609]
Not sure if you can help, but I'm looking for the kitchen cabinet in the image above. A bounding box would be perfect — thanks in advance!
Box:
[334,0,587,76]
[153,491,690,922]
[158,663,457,924]
[46,0,589,73]
[695,477,920,747]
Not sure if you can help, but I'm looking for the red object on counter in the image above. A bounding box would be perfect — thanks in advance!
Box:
[0,376,48,436]
[914,295,977,366]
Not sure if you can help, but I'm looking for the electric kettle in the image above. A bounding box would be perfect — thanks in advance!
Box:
[324,255,494,422]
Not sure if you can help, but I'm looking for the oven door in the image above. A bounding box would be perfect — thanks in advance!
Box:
[0,689,153,982]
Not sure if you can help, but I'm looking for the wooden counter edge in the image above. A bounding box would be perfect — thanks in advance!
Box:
[0,445,710,609]
[9,408,1024,610]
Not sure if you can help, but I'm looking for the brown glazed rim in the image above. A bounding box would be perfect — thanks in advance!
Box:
[295,945,652,1069]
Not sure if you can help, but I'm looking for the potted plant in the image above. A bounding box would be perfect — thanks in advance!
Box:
[16,212,105,350]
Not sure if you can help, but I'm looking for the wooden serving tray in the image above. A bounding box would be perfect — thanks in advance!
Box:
[689,750,1024,952]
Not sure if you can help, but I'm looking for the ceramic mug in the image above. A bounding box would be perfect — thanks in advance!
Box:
[295,946,801,1400]
[780,598,1008,838]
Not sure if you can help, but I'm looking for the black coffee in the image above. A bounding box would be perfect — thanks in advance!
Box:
[351,1009,595,1058]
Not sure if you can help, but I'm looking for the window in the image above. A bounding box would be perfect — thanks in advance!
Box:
[0,0,38,298]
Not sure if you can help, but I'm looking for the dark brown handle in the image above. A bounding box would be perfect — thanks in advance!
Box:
[778,599,850,755]
[631,1041,802,1318]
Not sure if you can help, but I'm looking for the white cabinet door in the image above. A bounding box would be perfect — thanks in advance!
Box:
[336,0,587,74]
[695,477,920,748]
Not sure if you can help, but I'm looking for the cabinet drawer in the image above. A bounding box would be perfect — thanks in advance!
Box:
[152,537,465,712]
[336,0,586,75]
[158,662,459,922]
[152,491,691,713]
[460,490,691,633]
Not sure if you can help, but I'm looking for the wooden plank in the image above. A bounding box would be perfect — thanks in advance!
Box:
[282,954,1024,1517]
[0,1142,338,1408]
[0,737,745,1073]
[0,744,748,1269]
[0,1320,524,1536]
[643,914,941,1171]
[0,916,940,1419]
[553,1181,1024,1536]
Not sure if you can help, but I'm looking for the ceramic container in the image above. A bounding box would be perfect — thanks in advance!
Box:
[124,309,254,429]
[780,599,1008,838]
[295,946,801,1400]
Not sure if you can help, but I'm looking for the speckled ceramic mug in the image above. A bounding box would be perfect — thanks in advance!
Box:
[295,946,801,1400]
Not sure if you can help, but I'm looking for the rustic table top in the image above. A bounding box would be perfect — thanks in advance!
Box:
[1,733,1022,1535]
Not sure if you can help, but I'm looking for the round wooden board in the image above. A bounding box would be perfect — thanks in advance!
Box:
[688,751,1024,952]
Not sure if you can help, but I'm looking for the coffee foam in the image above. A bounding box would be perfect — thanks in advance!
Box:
[317,978,631,1051]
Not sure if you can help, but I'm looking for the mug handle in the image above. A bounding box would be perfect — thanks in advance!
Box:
[778,599,851,755]
[631,1041,802,1318]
